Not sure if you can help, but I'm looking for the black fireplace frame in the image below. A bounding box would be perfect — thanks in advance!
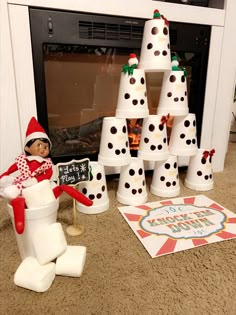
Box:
[29,7,211,163]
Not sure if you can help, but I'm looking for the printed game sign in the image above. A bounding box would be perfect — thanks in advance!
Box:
[118,195,236,258]
[56,158,90,185]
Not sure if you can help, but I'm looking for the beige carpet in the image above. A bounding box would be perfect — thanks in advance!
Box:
[0,143,236,315]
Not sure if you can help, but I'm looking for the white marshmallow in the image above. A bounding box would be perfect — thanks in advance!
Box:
[22,179,56,209]
[14,256,56,292]
[56,245,87,277]
[32,223,67,265]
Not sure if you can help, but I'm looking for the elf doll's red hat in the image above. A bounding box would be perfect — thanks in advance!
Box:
[24,117,52,148]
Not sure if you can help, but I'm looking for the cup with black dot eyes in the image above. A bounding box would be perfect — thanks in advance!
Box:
[138,114,169,161]
[169,113,198,156]
[98,117,131,167]
[139,15,171,71]
[184,148,214,191]
[150,154,180,198]
[117,157,148,206]
[157,69,189,116]
[76,162,109,214]
[115,65,149,119]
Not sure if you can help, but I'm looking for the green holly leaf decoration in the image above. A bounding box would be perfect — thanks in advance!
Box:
[122,64,137,75]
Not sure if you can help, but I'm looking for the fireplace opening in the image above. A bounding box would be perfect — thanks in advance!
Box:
[29,8,210,163]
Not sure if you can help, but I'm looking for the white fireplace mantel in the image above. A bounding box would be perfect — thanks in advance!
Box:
[1,0,236,173]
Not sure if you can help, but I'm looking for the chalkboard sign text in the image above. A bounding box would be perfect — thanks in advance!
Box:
[56,158,90,186]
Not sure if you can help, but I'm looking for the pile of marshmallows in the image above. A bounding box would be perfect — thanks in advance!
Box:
[14,224,86,293]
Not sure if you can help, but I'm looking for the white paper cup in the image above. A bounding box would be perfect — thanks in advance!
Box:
[76,162,109,214]
[169,113,198,156]
[117,158,147,205]
[7,199,59,260]
[138,115,169,161]
[157,70,189,116]
[115,68,149,118]
[184,149,214,191]
[98,117,131,166]
[139,18,171,72]
[150,154,180,197]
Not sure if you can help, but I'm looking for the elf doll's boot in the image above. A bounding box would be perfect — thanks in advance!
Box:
[11,197,26,234]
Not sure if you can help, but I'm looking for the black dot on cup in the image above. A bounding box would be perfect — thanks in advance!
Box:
[184,120,190,127]
[129,169,135,176]
[97,173,102,180]
[110,127,117,134]
[165,163,170,169]
[163,27,168,35]
[149,124,155,132]
[151,27,158,35]
[130,77,136,84]
[89,194,95,200]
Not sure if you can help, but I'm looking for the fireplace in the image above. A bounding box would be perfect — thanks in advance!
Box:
[29,8,210,164]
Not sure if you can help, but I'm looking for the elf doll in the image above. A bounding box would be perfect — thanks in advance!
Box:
[0,117,54,234]
[0,117,93,235]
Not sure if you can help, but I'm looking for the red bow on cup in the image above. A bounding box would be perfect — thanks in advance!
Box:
[202,149,215,160]
[161,113,170,125]
[161,14,169,26]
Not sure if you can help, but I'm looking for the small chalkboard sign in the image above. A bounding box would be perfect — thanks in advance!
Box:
[56,158,90,186]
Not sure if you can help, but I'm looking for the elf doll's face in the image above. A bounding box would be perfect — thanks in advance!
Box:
[25,139,49,158]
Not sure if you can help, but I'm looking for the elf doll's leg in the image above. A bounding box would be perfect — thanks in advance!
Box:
[53,185,93,206]
[11,197,26,234]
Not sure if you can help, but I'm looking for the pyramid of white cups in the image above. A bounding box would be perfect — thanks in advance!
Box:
[78,9,215,209]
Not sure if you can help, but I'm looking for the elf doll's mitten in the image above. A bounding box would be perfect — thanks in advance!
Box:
[0,185,20,200]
